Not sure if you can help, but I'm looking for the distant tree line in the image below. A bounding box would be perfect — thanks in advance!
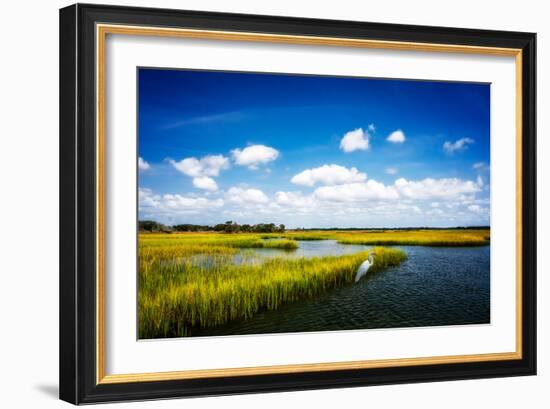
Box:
[211,221,285,233]
[139,220,285,234]
[138,220,173,233]
[138,220,488,233]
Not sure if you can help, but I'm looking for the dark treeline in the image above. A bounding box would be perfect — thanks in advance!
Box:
[138,220,489,233]
[139,220,285,234]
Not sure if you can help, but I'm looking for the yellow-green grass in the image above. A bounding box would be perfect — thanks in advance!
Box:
[139,245,406,338]
[138,229,487,338]
[333,229,489,246]
[258,229,490,247]
[139,233,298,256]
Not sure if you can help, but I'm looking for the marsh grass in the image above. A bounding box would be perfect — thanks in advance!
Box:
[140,233,298,254]
[268,231,333,241]
[334,229,490,247]
[139,245,405,338]
[261,239,299,249]
[138,228,487,338]
[259,229,490,246]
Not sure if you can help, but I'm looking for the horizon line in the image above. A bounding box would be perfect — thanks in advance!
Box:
[138,220,490,230]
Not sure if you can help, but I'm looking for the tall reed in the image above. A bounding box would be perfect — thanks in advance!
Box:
[138,246,406,338]
[334,229,489,246]
[259,229,490,246]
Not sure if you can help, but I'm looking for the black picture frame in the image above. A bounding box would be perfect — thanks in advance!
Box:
[60,3,536,404]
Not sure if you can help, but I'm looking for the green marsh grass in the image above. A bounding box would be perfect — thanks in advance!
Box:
[333,229,490,247]
[138,232,406,338]
[259,229,490,246]
[138,228,488,338]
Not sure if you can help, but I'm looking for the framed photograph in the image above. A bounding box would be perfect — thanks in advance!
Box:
[59,3,536,404]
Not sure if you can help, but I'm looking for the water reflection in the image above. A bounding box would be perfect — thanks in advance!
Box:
[190,245,490,337]
[236,239,368,264]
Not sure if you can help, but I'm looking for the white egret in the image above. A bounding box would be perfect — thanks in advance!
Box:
[355,254,375,282]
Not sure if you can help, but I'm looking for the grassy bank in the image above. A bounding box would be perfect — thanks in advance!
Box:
[139,233,298,257]
[257,229,490,247]
[138,236,406,338]
[138,228,487,338]
[333,229,489,247]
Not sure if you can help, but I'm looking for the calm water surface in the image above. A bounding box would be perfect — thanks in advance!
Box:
[236,239,368,263]
[191,241,490,337]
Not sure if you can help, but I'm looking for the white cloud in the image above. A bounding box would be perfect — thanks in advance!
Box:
[231,145,279,169]
[427,208,444,216]
[291,164,367,187]
[275,191,317,208]
[170,154,229,177]
[443,137,474,154]
[139,188,161,208]
[467,204,489,216]
[139,181,489,228]
[339,128,370,152]
[468,204,481,213]
[192,176,218,191]
[473,161,490,172]
[476,175,483,188]
[139,188,224,215]
[367,123,376,133]
[394,177,480,199]
[315,180,400,202]
[313,177,480,203]
[138,157,150,171]
[386,129,406,143]
[385,167,399,175]
[226,187,269,205]
[163,194,224,211]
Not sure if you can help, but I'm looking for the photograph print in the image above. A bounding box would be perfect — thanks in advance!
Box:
[137,68,490,339]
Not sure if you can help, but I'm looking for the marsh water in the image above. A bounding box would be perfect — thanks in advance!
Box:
[191,240,490,337]
[236,239,368,263]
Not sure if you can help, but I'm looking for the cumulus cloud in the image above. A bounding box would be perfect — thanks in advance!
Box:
[169,154,229,177]
[226,187,269,205]
[163,194,224,211]
[386,129,406,143]
[367,123,376,133]
[385,167,399,175]
[339,128,370,152]
[139,188,224,215]
[138,157,150,171]
[192,176,218,191]
[275,191,317,208]
[139,188,161,208]
[231,145,279,169]
[139,178,489,227]
[273,190,490,226]
[291,164,367,187]
[314,180,399,202]
[313,177,480,203]
[443,137,474,154]
[394,177,480,199]
[466,204,489,217]
[468,204,481,213]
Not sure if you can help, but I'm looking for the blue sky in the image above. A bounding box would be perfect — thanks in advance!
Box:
[138,68,490,228]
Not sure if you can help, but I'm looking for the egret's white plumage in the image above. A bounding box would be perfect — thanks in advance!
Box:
[355,254,374,282]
